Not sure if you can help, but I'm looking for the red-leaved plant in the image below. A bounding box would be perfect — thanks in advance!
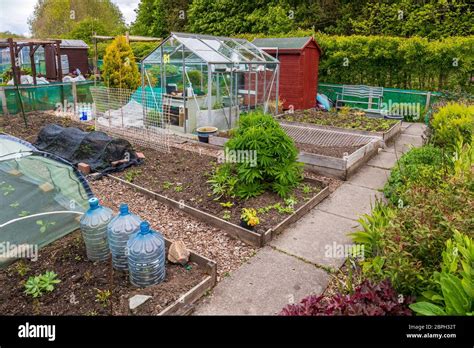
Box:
[280,279,414,316]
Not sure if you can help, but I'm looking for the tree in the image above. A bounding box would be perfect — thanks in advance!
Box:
[246,4,294,35]
[131,0,189,38]
[0,31,24,38]
[69,18,108,44]
[28,0,126,38]
[187,0,258,35]
[102,36,141,90]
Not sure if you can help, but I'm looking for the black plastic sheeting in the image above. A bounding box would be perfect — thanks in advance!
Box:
[34,124,142,174]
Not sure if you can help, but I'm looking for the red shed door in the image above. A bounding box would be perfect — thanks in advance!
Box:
[278,53,304,110]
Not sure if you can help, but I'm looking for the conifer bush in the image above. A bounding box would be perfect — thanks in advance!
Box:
[103,36,141,90]
[209,111,303,199]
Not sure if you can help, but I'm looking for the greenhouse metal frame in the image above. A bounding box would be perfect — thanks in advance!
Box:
[141,32,280,133]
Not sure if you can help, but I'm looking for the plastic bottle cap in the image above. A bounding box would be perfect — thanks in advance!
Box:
[119,203,129,215]
[88,197,99,209]
[139,221,150,235]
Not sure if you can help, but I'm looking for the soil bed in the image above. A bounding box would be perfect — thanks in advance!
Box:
[0,230,206,315]
[296,143,362,158]
[90,177,256,279]
[279,109,397,132]
[114,146,324,234]
[0,112,91,141]
[3,112,257,279]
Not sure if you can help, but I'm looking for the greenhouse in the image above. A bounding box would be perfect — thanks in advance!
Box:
[141,32,280,133]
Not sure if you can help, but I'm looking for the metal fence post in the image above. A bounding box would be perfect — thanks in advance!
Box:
[72,81,78,116]
[425,92,431,111]
[0,87,8,115]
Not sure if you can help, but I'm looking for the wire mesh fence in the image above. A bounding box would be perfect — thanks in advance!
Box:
[280,122,375,147]
[90,86,170,152]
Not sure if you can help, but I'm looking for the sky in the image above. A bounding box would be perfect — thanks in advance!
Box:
[0,0,140,37]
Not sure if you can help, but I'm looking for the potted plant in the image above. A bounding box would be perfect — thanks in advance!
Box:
[240,208,260,230]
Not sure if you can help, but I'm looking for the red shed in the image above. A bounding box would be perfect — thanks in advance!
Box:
[252,37,321,110]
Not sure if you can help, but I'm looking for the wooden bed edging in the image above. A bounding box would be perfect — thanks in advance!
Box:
[270,184,330,238]
[159,238,217,316]
[299,138,382,180]
[107,175,263,247]
[107,175,329,248]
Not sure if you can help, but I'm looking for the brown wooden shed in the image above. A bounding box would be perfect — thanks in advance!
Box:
[45,39,89,79]
[252,37,321,111]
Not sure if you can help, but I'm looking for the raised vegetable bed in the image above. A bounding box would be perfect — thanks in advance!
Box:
[209,125,383,180]
[2,113,257,280]
[108,174,329,247]
[276,109,402,144]
[0,230,216,316]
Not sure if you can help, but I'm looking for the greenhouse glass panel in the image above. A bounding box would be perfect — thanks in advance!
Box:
[141,32,280,135]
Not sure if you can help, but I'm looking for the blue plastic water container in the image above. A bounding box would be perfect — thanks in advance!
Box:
[80,197,113,261]
[127,221,166,287]
[107,203,142,271]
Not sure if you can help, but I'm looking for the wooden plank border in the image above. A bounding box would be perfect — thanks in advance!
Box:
[159,239,217,316]
[271,184,330,237]
[107,175,263,247]
[107,175,329,247]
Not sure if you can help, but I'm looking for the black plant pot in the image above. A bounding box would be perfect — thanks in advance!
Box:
[240,219,254,231]
[198,135,209,143]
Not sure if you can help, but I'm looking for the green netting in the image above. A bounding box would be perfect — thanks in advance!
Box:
[0,81,95,115]
[0,135,92,267]
[318,83,443,117]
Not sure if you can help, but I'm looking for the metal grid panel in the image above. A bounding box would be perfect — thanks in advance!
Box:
[280,123,376,147]
[90,86,170,152]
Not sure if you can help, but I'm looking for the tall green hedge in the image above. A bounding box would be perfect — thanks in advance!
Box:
[316,35,473,93]
[241,31,473,93]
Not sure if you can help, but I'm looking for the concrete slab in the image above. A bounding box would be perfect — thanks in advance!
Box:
[270,210,359,269]
[400,122,411,131]
[403,122,427,136]
[367,150,399,169]
[384,134,423,154]
[316,183,383,220]
[193,247,329,315]
[348,165,390,190]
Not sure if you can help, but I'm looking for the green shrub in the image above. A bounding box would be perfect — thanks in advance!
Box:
[187,70,203,88]
[225,111,303,198]
[356,144,473,295]
[383,145,446,205]
[431,102,474,151]
[410,231,474,315]
[103,36,141,90]
[349,201,395,258]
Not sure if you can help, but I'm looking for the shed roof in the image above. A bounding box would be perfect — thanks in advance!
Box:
[252,37,321,53]
[59,40,89,49]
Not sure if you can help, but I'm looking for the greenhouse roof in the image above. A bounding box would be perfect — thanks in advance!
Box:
[143,32,279,65]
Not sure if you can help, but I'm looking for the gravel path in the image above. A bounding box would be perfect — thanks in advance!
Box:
[89,177,257,281]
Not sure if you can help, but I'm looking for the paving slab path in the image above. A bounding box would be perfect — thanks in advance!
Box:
[194,122,427,315]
